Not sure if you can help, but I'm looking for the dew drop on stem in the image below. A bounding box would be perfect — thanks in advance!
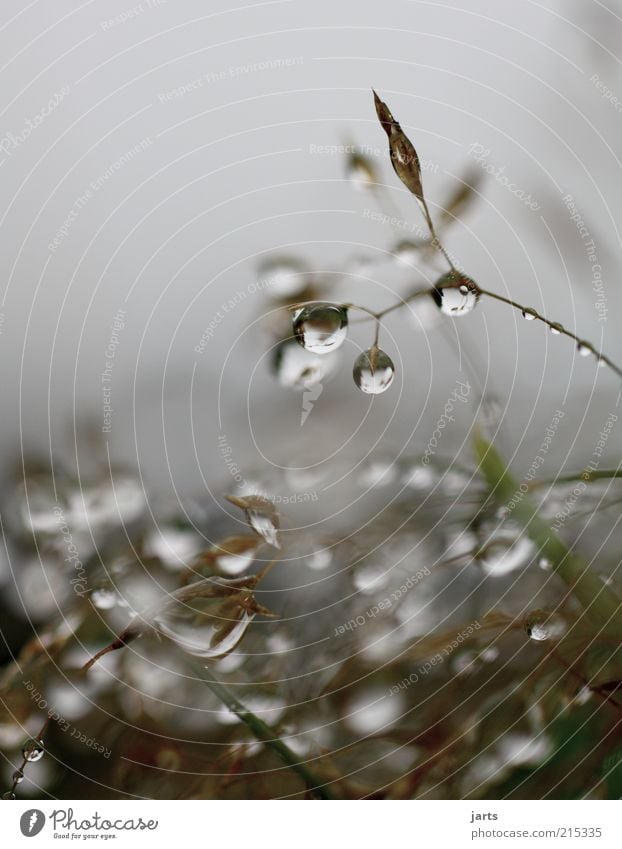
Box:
[22,739,45,762]
[154,576,268,660]
[353,346,395,394]
[521,308,538,321]
[292,303,348,354]
[432,271,480,316]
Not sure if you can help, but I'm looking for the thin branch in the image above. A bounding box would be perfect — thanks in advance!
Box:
[190,664,336,800]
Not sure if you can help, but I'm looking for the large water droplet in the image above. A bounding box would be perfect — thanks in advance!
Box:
[11,770,24,785]
[478,530,535,576]
[155,576,267,660]
[292,303,348,354]
[207,536,258,577]
[525,610,566,642]
[305,549,332,571]
[22,739,45,762]
[577,341,592,357]
[432,271,480,316]
[550,322,563,335]
[144,525,203,570]
[353,347,395,394]
[2,792,15,800]
[257,257,308,298]
[522,308,538,321]
[352,561,390,595]
[272,339,340,391]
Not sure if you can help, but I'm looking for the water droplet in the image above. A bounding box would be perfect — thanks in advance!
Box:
[353,346,395,394]
[344,686,403,735]
[346,151,378,190]
[573,685,592,705]
[91,587,118,610]
[155,576,267,660]
[597,356,606,368]
[67,475,146,532]
[144,525,203,569]
[432,271,480,316]
[292,303,348,354]
[521,308,538,321]
[272,339,340,391]
[352,561,390,595]
[577,342,592,357]
[2,792,15,800]
[452,649,480,676]
[305,550,332,571]
[538,556,552,571]
[11,770,24,785]
[357,459,398,488]
[478,532,535,576]
[13,475,62,535]
[480,646,499,662]
[22,739,45,762]
[210,536,257,576]
[225,495,280,549]
[257,257,308,298]
[401,464,436,491]
[525,611,566,642]
[550,322,563,335]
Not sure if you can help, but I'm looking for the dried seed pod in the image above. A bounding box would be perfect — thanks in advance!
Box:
[372,90,424,206]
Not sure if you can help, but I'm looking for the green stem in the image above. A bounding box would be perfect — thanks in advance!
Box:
[473,432,622,636]
[191,664,336,800]
[533,469,622,487]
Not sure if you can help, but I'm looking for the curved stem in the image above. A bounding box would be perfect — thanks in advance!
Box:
[4,717,49,799]
[478,288,622,380]
[191,664,336,800]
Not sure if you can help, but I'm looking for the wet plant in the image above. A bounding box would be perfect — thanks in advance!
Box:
[3,91,622,802]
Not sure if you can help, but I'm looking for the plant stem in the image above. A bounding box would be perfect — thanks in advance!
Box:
[473,431,622,636]
[478,288,622,379]
[533,468,622,487]
[191,664,336,800]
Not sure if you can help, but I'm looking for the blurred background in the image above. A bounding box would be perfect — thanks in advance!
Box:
[2,0,622,800]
